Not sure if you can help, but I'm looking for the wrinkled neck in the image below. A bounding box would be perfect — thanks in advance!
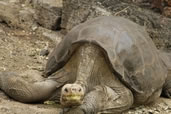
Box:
[75,44,100,92]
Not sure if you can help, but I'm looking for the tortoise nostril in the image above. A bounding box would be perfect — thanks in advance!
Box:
[64,88,68,92]
[72,88,76,91]
[79,88,81,92]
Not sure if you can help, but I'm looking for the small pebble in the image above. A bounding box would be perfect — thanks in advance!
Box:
[40,49,49,56]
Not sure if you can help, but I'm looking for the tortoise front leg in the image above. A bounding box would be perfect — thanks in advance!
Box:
[63,85,133,114]
[0,70,70,103]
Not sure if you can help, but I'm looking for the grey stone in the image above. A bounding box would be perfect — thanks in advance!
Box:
[0,1,36,30]
[40,49,49,56]
[61,0,171,50]
[32,0,62,30]
[0,0,62,31]
[0,1,21,28]
[36,27,63,44]
[32,0,63,7]
[18,7,36,28]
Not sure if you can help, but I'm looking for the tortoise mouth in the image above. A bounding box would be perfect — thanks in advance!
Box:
[60,94,84,106]
[60,83,85,107]
[65,94,83,100]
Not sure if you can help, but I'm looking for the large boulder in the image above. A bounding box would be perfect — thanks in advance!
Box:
[0,0,62,31]
[32,0,62,30]
[61,0,171,50]
[0,1,35,29]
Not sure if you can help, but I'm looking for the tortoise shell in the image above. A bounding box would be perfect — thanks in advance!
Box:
[45,16,167,98]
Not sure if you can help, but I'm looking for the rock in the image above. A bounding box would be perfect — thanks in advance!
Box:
[163,7,171,17]
[32,0,63,7]
[18,7,36,28]
[0,1,36,30]
[18,0,32,4]
[36,27,63,44]
[168,0,171,6]
[0,0,62,31]
[40,49,49,56]
[9,0,20,4]
[61,0,171,50]
[151,0,171,17]
[0,1,20,27]
[32,0,62,30]
[151,0,163,11]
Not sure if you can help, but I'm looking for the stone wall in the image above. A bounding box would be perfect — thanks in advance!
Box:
[0,0,62,30]
[61,0,171,50]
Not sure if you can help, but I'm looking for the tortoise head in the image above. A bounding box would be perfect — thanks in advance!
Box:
[60,84,85,107]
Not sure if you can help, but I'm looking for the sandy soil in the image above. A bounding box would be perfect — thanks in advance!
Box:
[0,23,63,114]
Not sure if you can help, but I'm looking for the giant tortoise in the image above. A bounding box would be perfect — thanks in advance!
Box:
[0,16,171,114]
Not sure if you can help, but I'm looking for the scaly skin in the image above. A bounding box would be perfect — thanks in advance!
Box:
[0,72,58,102]
[61,44,134,114]
[61,43,101,107]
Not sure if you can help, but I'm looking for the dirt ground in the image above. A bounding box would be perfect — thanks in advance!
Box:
[0,19,171,114]
[0,23,63,114]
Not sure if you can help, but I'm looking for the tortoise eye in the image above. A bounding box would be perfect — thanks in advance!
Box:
[79,88,81,92]
[64,88,68,92]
